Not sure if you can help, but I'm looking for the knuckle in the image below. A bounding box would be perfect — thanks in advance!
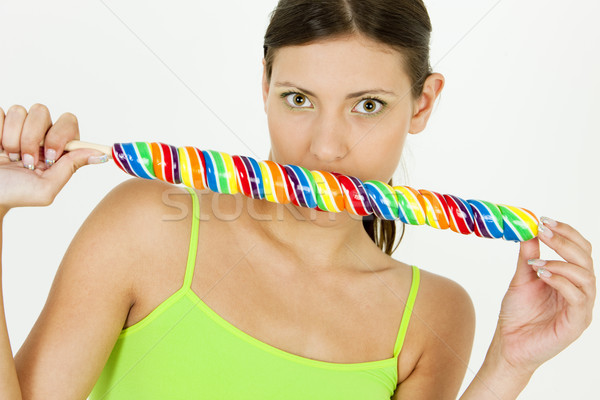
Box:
[7,104,27,117]
[585,311,593,329]
[573,291,587,307]
[582,272,595,293]
[586,255,594,270]
[21,136,39,148]
[29,103,50,116]
[59,112,78,125]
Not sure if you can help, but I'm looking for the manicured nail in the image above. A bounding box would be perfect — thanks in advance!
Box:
[538,222,553,238]
[527,259,547,267]
[536,267,552,279]
[9,153,20,162]
[88,154,108,164]
[23,153,35,170]
[45,148,56,167]
[540,216,557,227]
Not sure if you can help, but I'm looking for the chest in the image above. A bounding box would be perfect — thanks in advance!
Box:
[208,262,402,359]
[126,254,402,363]
[124,218,410,367]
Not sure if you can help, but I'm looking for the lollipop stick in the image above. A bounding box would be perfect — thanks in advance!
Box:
[62,140,113,158]
[0,139,113,159]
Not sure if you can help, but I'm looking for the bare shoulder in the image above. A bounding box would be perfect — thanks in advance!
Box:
[13,178,196,398]
[73,177,194,281]
[88,178,197,298]
[416,268,475,325]
[387,260,474,318]
[414,268,476,357]
[393,262,476,399]
[90,177,193,228]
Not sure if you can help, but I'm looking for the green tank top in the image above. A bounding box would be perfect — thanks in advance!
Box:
[89,187,421,399]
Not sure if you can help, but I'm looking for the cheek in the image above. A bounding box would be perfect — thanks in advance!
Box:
[266,107,310,164]
[349,119,409,183]
[356,138,405,183]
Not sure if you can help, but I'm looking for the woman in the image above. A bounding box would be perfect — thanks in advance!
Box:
[0,0,595,398]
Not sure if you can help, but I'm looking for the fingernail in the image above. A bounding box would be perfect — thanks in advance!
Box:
[538,222,553,238]
[8,153,20,162]
[527,259,547,267]
[45,148,56,167]
[88,154,108,164]
[537,267,552,279]
[23,153,35,170]
[540,216,557,227]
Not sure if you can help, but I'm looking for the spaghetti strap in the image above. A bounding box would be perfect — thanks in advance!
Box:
[181,187,200,290]
[392,265,420,357]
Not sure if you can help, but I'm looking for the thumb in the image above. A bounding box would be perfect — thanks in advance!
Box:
[510,236,541,286]
[42,148,108,190]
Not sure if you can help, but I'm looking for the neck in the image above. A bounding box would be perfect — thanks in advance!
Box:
[206,191,381,271]
[248,193,379,269]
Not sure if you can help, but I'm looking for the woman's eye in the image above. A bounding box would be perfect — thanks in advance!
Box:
[353,99,384,114]
[284,93,313,108]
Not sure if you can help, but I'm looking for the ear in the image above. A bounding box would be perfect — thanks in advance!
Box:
[408,72,445,135]
[262,58,269,113]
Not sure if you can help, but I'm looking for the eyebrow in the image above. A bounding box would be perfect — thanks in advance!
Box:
[274,81,397,99]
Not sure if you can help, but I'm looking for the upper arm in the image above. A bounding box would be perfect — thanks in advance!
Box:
[13,178,182,399]
[393,271,476,400]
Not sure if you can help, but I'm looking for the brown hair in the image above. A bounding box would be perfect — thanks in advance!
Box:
[263,0,433,256]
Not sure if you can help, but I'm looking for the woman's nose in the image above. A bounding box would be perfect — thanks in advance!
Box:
[309,111,349,163]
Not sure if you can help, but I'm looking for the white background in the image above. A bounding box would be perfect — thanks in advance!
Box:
[1,0,598,398]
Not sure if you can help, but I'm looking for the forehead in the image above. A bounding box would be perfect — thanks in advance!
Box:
[270,35,410,91]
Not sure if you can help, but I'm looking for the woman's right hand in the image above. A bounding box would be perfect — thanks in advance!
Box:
[0,103,108,216]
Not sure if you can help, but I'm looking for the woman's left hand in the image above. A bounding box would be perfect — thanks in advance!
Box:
[493,217,595,376]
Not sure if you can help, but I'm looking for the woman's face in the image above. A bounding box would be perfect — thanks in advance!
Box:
[262,34,421,184]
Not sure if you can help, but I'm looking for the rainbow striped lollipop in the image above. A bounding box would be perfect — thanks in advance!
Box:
[110,141,539,242]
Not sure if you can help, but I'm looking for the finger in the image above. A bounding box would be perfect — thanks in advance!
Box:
[41,148,106,194]
[537,220,593,272]
[512,237,540,286]
[2,105,27,161]
[21,103,52,170]
[537,268,590,311]
[44,112,80,166]
[539,217,593,259]
[531,260,596,297]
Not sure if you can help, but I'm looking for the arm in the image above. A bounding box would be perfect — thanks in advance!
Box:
[460,218,595,399]
[0,187,142,398]
[392,272,476,399]
[394,215,595,399]
[459,330,531,399]
[6,175,193,399]
[2,186,137,398]
[10,179,162,399]
[0,211,22,399]
[0,178,181,399]
[0,103,192,398]
[0,104,110,398]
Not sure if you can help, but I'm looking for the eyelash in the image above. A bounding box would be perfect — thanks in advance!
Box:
[279,91,388,116]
